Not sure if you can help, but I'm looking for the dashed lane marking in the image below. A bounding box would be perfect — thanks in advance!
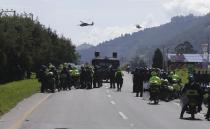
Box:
[118,112,128,120]
[107,94,111,98]
[130,123,134,127]
[110,100,116,105]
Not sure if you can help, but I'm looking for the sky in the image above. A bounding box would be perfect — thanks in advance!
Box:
[0,0,210,46]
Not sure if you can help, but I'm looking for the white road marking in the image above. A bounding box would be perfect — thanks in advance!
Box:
[118,112,128,120]
[107,94,111,98]
[9,94,51,129]
[110,100,116,105]
[106,90,110,93]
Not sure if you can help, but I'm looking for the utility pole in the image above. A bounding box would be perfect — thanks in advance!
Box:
[208,36,210,69]
[166,48,170,72]
[162,46,165,70]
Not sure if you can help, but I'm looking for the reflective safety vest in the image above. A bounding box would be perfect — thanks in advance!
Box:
[70,69,80,77]
[115,70,123,77]
[149,76,161,86]
[186,89,198,96]
[172,74,180,83]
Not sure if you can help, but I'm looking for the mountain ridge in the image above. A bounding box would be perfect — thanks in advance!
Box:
[77,13,210,63]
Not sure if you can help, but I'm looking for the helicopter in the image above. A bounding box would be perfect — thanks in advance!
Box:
[79,21,94,27]
[136,24,142,29]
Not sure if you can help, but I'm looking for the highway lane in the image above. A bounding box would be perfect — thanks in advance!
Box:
[11,72,210,129]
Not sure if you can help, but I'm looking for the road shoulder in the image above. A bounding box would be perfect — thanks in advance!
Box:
[0,93,51,129]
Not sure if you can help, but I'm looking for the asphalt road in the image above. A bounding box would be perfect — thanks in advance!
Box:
[2,72,210,129]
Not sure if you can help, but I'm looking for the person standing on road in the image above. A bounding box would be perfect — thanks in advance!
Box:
[205,91,210,121]
[132,68,138,93]
[115,68,124,91]
[37,65,48,93]
[109,67,116,89]
[80,66,86,89]
[204,71,209,87]
[135,68,144,97]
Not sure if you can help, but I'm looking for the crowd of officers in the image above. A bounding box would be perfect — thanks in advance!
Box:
[37,63,210,120]
[131,67,210,120]
[132,68,181,98]
[37,63,124,93]
[193,71,209,86]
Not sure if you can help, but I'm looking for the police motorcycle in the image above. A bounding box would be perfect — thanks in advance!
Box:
[180,90,201,119]
[148,72,161,104]
[159,79,174,102]
[180,76,202,119]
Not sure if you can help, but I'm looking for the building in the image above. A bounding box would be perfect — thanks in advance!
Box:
[167,54,209,70]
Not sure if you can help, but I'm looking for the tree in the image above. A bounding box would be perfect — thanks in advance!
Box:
[175,41,197,54]
[129,55,147,69]
[0,13,79,83]
[152,48,163,69]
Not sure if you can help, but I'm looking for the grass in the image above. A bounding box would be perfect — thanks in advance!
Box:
[0,79,40,116]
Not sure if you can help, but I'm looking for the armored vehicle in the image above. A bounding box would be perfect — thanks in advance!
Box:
[92,52,120,83]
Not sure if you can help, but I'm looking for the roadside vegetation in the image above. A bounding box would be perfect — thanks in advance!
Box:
[0,79,40,116]
[0,12,79,84]
[175,68,189,86]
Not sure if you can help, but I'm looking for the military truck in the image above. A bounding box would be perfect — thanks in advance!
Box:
[92,52,120,83]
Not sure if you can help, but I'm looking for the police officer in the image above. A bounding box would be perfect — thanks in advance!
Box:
[109,67,116,89]
[136,68,144,97]
[60,67,70,90]
[80,66,86,89]
[204,71,209,87]
[132,68,138,93]
[149,71,161,103]
[180,75,203,119]
[37,65,48,93]
[115,68,124,91]
[86,66,93,89]
[197,71,202,85]
[205,90,210,121]
[49,66,59,91]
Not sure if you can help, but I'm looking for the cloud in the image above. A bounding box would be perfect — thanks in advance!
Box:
[139,14,160,28]
[164,0,210,16]
[77,14,160,46]
[78,25,139,45]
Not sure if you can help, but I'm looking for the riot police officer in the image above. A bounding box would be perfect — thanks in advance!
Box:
[109,67,116,89]
[132,68,138,93]
[37,65,48,93]
[60,67,71,90]
[205,91,210,120]
[135,68,144,97]
[180,75,203,119]
[80,66,86,89]
[115,68,124,91]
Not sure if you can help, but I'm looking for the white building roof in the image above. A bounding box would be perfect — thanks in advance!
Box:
[167,54,210,63]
